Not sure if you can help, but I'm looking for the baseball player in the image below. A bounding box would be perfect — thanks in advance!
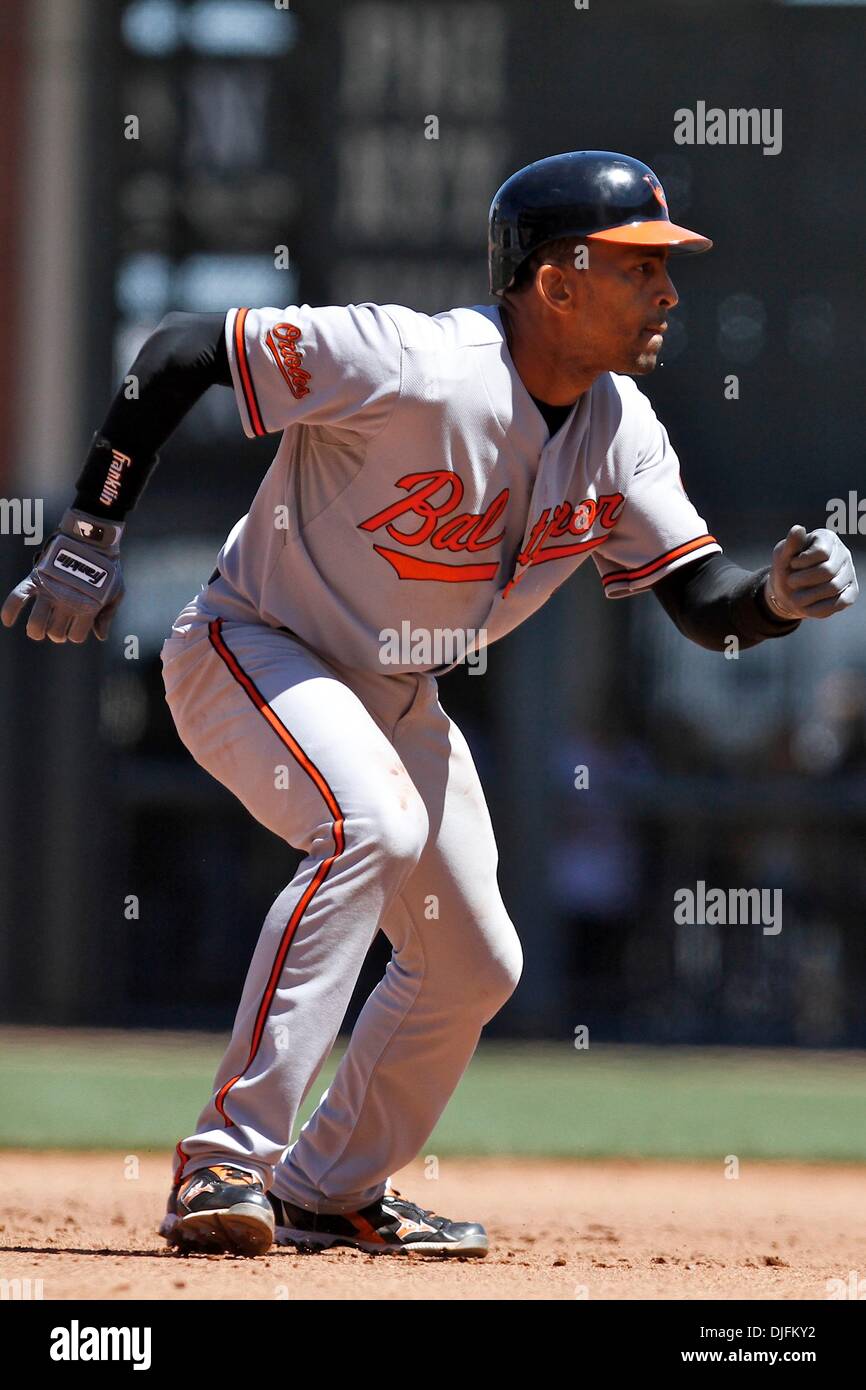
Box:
[3,152,857,1258]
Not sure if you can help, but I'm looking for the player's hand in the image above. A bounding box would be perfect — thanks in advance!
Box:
[1,508,125,644]
[764,525,858,621]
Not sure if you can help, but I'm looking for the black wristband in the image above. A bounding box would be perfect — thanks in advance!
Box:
[73,433,160,521]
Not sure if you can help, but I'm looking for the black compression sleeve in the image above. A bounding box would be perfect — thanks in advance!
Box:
[653,552,801,650]
[73,311,232,520]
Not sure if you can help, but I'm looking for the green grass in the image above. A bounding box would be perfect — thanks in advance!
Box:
[1,1029,864,1159]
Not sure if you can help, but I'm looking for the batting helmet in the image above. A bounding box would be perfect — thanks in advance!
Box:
[488,150,713,296]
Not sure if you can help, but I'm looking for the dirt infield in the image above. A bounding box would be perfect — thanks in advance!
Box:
[1,1152,864,1300]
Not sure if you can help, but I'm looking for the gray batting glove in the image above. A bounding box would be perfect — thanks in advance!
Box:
[1,508,125,644]
[764,524,859,621]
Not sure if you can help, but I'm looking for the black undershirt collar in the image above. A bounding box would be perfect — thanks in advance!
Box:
[530,394,577,438]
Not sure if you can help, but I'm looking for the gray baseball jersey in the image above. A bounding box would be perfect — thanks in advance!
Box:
[161,298,721,1215]
[208,301,721,671]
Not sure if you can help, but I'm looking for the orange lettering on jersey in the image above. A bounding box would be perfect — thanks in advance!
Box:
[501,491,625,596]
[359,473,509,579]
[595,493,626,529]
[265,322,311,400]
[570,500,597,534]
[516,492,624,568]
[359,472,467,545]
[359,472,625,584]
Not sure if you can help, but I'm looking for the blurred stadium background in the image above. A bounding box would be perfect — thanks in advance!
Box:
[1,0,865,1158]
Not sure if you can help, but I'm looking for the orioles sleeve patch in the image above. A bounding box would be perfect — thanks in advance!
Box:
[265,322,312,400]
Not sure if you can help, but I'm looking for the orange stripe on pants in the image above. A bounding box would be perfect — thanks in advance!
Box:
[204,618,346,1129]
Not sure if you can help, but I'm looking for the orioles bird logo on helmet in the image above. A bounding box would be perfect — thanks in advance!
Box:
[643,174,669,213]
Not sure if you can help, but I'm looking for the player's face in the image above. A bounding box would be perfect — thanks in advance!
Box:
[563,242,680,376]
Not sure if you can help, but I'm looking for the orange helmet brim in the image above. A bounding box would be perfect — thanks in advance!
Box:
[587,220,713,253]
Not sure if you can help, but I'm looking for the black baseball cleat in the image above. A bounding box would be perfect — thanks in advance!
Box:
[159,1164,275,1256]
[268,1184,488,1257]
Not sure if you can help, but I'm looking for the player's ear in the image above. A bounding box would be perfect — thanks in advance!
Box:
[535,261,576,313]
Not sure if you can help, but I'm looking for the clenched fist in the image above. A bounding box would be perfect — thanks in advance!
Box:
[765,525,858,621]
